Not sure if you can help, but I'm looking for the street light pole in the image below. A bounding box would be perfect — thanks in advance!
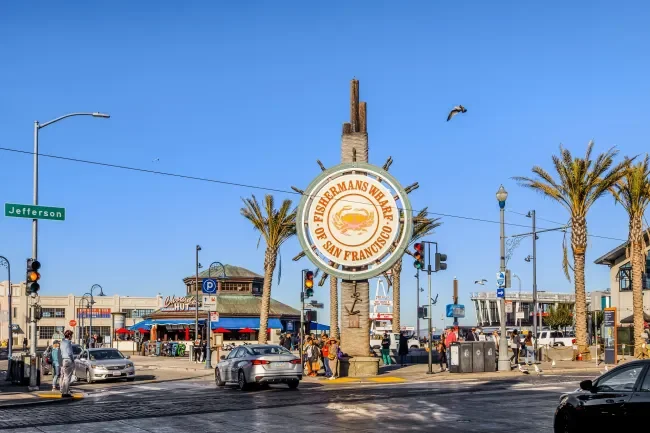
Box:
[0,257,12,366]
[195,245,201,352]
[30,112,109,385]
[206,262,227,369]
[496,185,510,372]
[88,284,104,346]
[531,210,538,361]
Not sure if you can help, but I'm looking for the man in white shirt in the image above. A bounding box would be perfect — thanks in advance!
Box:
[59,330,75,397]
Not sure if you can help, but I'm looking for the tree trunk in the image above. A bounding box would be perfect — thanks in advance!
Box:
[330,274,339,339]
[571,215,589,358]
[258,248,277,344]
[392,260,402,333]
[629,214,645,357]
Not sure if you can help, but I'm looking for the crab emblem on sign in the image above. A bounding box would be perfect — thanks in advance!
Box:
[296,162,413,281]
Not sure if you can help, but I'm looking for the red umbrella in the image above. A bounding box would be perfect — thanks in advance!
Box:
[239,328,255,333]
[213,327,231,333]
[138,328,150,333]
[115,328,133,334]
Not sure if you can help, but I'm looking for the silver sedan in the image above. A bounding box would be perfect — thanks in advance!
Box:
[215,344,302,390]
[74,348,135,383]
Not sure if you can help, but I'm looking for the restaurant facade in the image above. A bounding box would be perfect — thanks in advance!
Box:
[128,264,301,347]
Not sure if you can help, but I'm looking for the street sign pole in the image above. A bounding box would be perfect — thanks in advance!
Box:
[427,243,433,375]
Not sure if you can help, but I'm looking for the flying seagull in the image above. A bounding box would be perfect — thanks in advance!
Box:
[152,158,160,163]
[474,279,487,285]
[447,105,467,121]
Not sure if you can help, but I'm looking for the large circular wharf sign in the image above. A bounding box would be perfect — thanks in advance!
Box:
[297,162,413,280]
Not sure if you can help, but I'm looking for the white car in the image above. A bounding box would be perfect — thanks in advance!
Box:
[75,348,136,383]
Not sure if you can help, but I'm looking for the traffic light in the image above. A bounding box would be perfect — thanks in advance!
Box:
[435,253,447,271]
[304,270,314,298]
[413,243,425,269]
[26,258,41,295]
[417,306,429,319]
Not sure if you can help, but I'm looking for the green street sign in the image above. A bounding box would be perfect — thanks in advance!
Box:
[4,203,65,221]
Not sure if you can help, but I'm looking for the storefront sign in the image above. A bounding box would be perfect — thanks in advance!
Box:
[370,312,393,320]
[162,295,199,311]
[77,308,111,319]
[297,162,413,281]
[373,299,393,306]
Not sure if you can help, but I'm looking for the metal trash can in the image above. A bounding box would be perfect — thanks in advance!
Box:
[459,342,473,373]
[449,342,461,373]
[483,341,497,372]
[472,342,485,373]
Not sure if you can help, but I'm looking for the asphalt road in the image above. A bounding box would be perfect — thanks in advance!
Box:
[0,371,597,432]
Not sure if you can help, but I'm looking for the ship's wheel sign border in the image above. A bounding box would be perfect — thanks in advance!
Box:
[297,162,413,281]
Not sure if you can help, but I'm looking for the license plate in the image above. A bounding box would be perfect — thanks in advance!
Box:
[272,362,288,368]
[112,371,121,376]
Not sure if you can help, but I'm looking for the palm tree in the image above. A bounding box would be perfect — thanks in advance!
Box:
[611,155,650,357]
[514,141,631,355]
[241,194,297,344]
[392,208,442,333]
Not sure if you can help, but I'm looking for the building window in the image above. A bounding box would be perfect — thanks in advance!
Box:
[38,326,65,340]
[619,264,631,291]
[79,326,111,339]
[13,307,17,319]
[41,308,66,319]
[221,282,248,292]
[252,283,262,295]
[122,309,154,319]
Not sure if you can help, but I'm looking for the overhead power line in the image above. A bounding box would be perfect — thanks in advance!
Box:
[0,146,627,242]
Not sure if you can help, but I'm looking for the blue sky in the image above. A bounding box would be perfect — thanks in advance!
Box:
[1,1,649,331]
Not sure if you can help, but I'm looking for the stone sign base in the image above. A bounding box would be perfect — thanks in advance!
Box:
[339,356,380,377]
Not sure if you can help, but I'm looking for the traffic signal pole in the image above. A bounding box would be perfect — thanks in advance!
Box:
[300,270,306,365]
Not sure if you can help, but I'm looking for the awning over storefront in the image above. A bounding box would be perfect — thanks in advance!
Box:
[210,317,283,330]
[128,318,205,331]
[310,322,330,331]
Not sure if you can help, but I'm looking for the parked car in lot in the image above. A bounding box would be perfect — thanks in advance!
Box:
[554,360,650,432]
[74,348,135,383]
[41,344,82,375]
[215,344,302,391]
[536,330,576,347]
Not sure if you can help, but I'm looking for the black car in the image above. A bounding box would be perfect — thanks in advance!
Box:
[554,360,650,432]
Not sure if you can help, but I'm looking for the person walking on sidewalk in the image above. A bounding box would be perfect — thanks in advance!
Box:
[51,340,63,391]
[445,327,458,368]
[437,339,447,372]
[328,337,340,380]
[321,335,332,377]
[59,330,75,398]
[510,330,520,368]
[381,332,392,366]
[398,332,409,366]
[524,331,535,365]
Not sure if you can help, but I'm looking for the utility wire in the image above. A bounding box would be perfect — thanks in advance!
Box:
[0,146,628,242]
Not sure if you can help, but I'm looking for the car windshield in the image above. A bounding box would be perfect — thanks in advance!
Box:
[89,350,124,361]
[249,346,291,356]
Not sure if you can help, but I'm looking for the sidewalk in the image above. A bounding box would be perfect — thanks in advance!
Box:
[130,355,611,382]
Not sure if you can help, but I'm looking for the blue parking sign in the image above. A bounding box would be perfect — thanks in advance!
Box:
[202,278,217,294]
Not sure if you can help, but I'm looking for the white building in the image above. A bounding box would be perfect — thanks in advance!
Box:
[0,281,163,348]
[470,291,578,328]
[594,238,650,325]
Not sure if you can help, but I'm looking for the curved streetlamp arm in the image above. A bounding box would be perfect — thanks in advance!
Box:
[39,112,110,129]
[208,262,227,279]
[90,284,105,297]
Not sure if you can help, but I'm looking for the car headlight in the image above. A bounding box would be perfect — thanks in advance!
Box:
[126,363,134,368]
[91,364,106,369]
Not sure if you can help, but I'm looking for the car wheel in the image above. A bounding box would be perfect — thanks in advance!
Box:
[410,345,419,349]
[86,369,94,384]
[554,408,576,433]
[238,370,249,391]
[215,368,225,386]
[126,377,135,382]
[287,380,299,389]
